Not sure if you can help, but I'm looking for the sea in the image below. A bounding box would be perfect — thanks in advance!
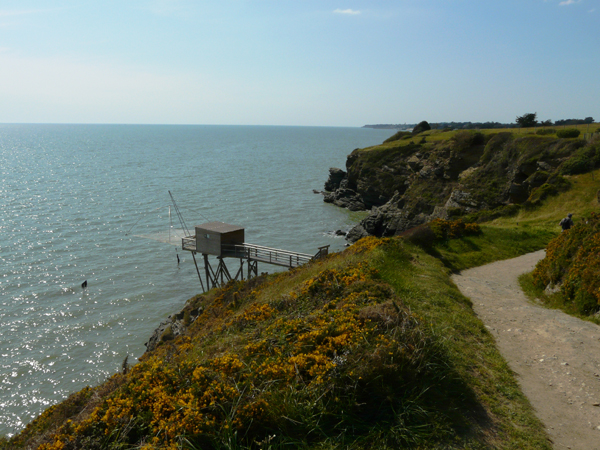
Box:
[0,124,393,436]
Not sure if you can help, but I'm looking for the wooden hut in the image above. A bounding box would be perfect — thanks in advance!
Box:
[193,221,245,257]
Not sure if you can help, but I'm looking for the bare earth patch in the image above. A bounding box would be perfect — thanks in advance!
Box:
[452,250,600,450]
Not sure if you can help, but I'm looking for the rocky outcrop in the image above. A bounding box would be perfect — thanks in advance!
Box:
[145,302,203,352]
[325,131,582,242]
[323,186,366,211]
[445,190,481,211]
[345,191,430,242]
[324,167,346,191]
[323,167,366,210]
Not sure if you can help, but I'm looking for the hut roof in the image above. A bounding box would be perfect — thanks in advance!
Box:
[196,221,244,234]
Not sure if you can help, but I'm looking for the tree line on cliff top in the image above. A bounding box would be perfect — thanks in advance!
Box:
[365,113,595,131]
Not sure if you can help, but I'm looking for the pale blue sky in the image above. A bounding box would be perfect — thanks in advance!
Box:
[0,0,598,126]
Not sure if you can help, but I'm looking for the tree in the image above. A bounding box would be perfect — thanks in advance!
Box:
[540,119,553,127]
[412,120,431,135]
[584,117,595,124]
[516,112,538,128]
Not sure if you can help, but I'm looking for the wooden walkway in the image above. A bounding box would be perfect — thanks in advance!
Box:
[182,238,327,268]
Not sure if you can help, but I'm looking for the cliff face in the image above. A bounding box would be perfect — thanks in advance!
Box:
[325,130,586,241]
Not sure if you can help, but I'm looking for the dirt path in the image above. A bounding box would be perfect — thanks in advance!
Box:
[452,250,600,450]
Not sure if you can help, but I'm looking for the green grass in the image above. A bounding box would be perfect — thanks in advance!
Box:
[500,170,600,228]
[3,238,553,450]
[359,124,600,153]
[430,224,555,272]
[430,167,600,326]
[374,242,551,449]
[429,169,600,273]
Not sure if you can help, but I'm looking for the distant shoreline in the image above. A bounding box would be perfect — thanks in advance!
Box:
[362,124,413,130]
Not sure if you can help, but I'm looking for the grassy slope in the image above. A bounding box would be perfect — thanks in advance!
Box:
[2,238,553,450]
[432,169,600,272]
[375,245,550,449]
[519,272,600,327]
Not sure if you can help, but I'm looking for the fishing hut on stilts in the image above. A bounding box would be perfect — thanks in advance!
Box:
[167,191,329,292]
[181,222,330,291]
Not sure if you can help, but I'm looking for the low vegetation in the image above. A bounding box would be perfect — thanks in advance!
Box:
[556,128,581,139]
[2,233,552,449]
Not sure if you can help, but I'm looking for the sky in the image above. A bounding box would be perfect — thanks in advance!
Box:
[0,0,598,126]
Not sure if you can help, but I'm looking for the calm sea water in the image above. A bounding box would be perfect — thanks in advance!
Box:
[0,124,393,436]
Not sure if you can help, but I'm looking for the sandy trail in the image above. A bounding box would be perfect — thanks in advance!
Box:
[452,250,600,450]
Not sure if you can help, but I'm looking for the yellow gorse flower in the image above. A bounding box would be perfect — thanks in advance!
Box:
[37,251,426,449]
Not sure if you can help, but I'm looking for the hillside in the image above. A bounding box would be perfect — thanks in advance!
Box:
[2,231,554,449]
[324,126,600,242]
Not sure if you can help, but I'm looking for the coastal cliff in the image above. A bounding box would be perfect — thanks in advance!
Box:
[324,128,598,241]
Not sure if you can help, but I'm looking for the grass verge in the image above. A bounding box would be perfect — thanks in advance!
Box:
[430,224,555,272]
[518,272,600,326]
[375,242,551,449]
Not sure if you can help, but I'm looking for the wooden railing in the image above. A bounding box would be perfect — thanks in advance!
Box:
[181,237,330,268]
[222,243,314,268]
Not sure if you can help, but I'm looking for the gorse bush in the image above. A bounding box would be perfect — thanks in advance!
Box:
[428,219,481,239]
[533,212,600,315]
[3,234,554,449]
[401,219,481,249]
[556,128,581,139]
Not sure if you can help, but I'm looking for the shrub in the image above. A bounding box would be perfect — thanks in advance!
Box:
[557,128,581,138]
[401,219,481,249]
[412,121,431,135]
[428,219,481,240]
[536,128,555,135]
[560,156,593,175]
[29,252,456,450]
[472,131,486,145]
[446,207,465,218]
[451,131,485,151]
[401,223,437,248]
[559,142,599,175]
